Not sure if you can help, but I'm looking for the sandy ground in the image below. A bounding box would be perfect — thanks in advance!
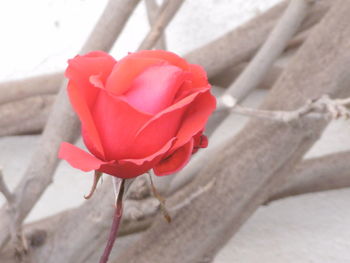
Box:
[1,0,350,262]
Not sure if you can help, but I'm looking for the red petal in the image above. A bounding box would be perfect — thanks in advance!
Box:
[171,90,216,151]
[153,139,194,176]
[58,142,108,172]
[92,91,151,160]
[98,138,176,178]
[129,90,205,159]
[189,64,209,88]
[65,51,116,107]
[68,82,105,159]
[192,132,208,154]
[124,64,191,114]
[106,56,165,95]
[65,51,116,158]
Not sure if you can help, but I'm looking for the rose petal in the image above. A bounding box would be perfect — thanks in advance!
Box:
[106,56,166,95]
[99,138,176,178]
[130,89,207,158]
[189,64,209,88]
[68,82,105,159]
[171,90,216,151]
[92,90,152,160]
[174,64,209,102]
[66,51,116,107]
[58,142,108,172]
[65,51,116,158]
[153,138,194,176]
[124,64,191,114]
[192,132,208,154]
[135,50,189,70]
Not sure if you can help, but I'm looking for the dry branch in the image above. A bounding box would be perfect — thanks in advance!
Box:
[0,0,142,251]
[138,0,184,51]
[269,151,350,201]
[113,1,350,262]
[0,95,54,136]
[0,72,61,105]
[225,0,312,103]
[186,0,330,78]
[145,0,167,50]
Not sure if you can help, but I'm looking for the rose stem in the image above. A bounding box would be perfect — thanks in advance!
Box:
[99,179,125,263]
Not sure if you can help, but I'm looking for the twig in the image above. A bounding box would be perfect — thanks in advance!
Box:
[226,0,313,104]
[218,94,350,122]
[138,0,184,50]
[0,0,141,251]
[145,0,167,50]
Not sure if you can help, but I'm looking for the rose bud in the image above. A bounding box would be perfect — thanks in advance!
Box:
[59,50,216,178]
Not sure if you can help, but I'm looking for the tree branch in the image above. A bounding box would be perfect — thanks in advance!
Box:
[269,151,350,202]
[145,0,167,50]
[0,72,61,105]
[138,0,184,51]
[225,0,313,104]
[186,0,330,78]
[0,95,54,136]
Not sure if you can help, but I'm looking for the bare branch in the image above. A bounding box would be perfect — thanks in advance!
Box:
[269,151,350,201]
[226,0,313,103]
[0,72,61,105]
[185,0,330,78]
[0,95,54,136]
[145,0,167,50]
[138,0,184,50]
[218,94,350,122]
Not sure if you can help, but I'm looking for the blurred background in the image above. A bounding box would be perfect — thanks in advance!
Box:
[0,0,350,262]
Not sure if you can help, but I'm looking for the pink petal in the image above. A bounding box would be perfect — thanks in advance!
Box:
[123,64,191,114]
[105,56,165,95]
[134,50,190,70]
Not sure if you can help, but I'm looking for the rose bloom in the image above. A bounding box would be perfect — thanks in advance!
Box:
[59,50,216,178]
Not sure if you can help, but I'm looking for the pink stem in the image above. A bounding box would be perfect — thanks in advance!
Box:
[99,179,125,263]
